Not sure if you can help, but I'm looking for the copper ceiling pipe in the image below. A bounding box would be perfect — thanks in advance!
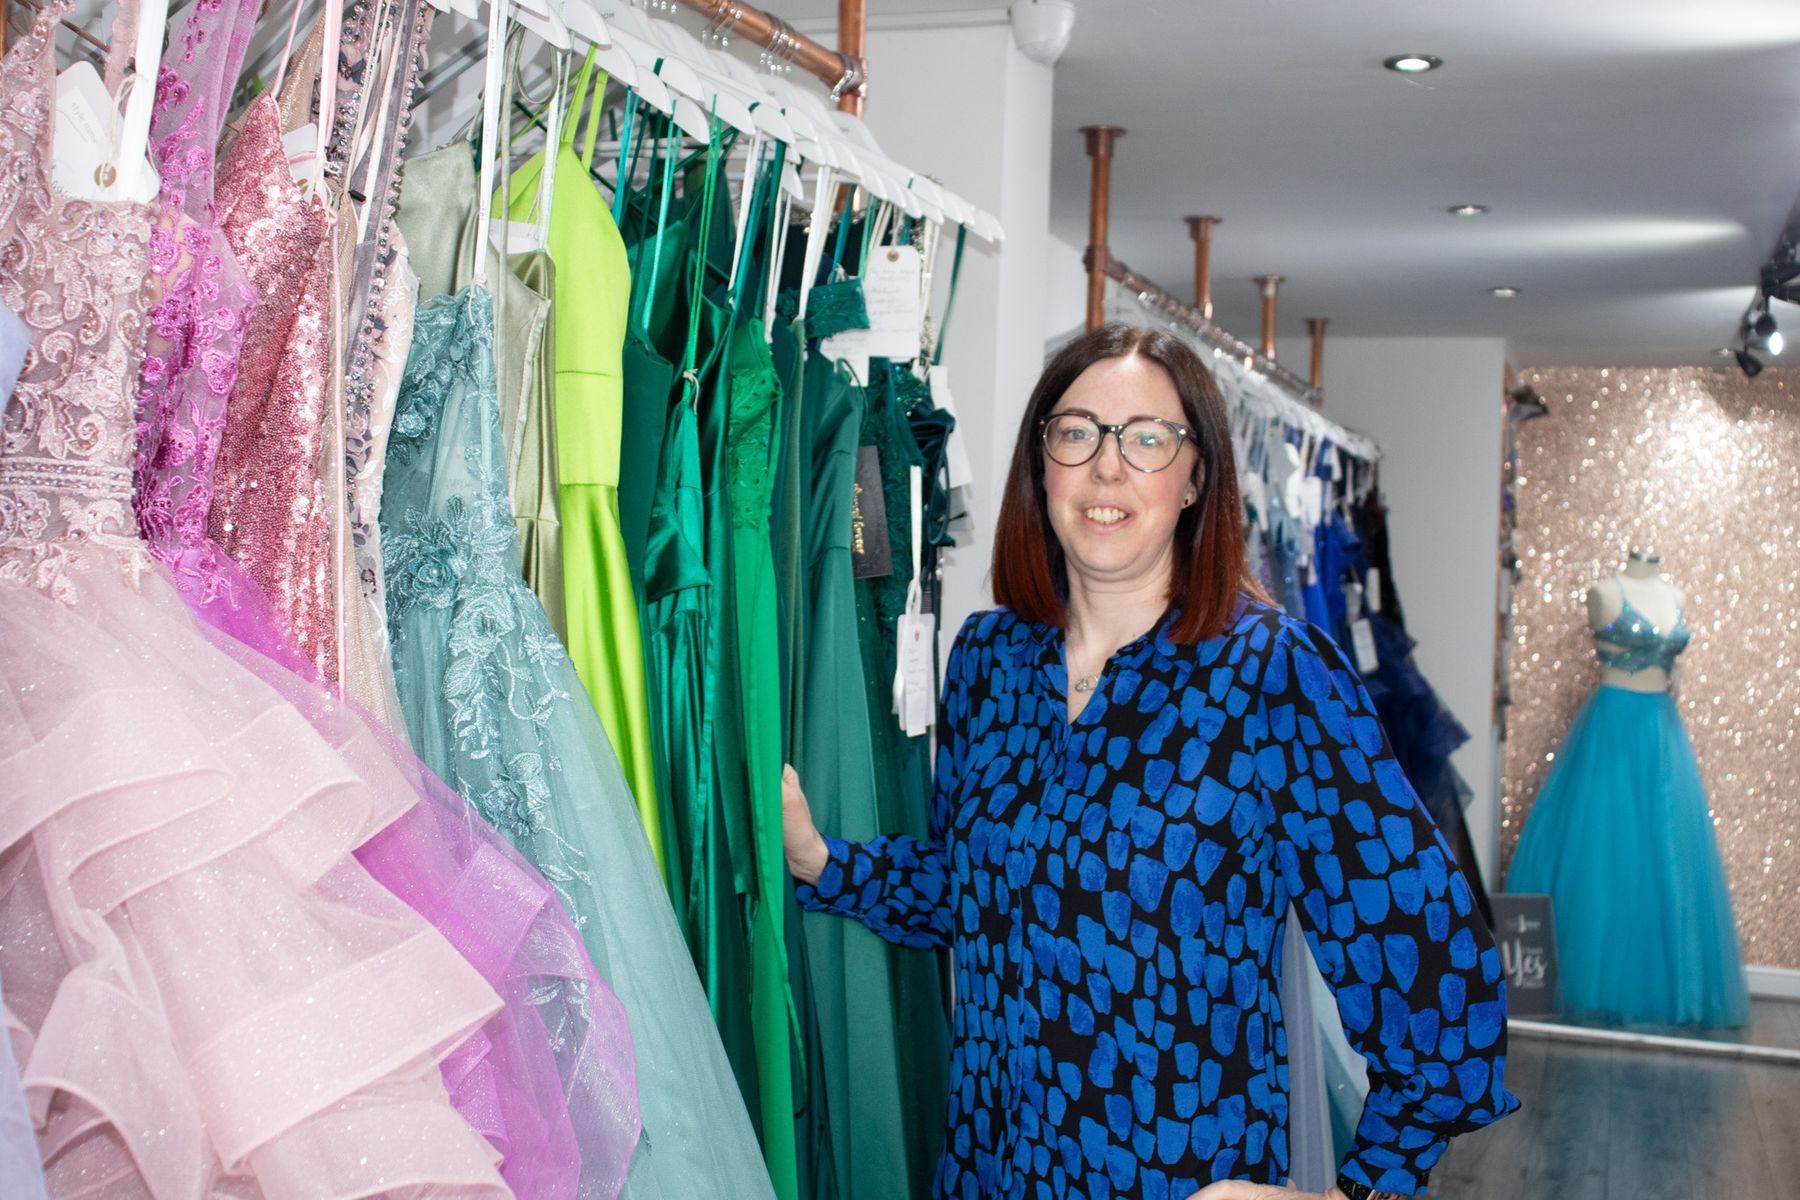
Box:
[1186,216,1220,321]
[1306,318,1329,390]
[836,0,867,115]
[1082,125,1126,332]
[674,0,866,101]
[1254,275,1284,360]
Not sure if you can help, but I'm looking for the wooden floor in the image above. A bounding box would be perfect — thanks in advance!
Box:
[1426,1006,1800,1199]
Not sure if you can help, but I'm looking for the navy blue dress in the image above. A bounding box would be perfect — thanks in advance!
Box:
[796,601,1517,1199]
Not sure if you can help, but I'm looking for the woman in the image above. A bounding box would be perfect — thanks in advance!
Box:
[782,325,1516,1200]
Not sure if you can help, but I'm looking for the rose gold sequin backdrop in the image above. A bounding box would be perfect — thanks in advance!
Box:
[1501,366,1800,968]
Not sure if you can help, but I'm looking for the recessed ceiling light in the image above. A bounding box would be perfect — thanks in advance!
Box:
[1489,286,1521,299]
[1384,54,1443,74]
[1448,204,1489,217]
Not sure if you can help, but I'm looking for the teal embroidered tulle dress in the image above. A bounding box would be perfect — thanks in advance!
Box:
[379,283,777,1199]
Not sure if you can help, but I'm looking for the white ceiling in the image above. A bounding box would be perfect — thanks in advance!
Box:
[768,0,1800,367]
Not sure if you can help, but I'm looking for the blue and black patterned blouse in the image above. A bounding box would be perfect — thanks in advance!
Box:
[796,600,1517,1199]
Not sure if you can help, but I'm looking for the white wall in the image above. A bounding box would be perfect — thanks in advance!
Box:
[862,22,1055,648]
[1045,234,1088,346]
[1324,338,1508,880]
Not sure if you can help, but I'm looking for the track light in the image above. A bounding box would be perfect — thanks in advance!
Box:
[1744,299,1783,357]
[1734,347,1764,378]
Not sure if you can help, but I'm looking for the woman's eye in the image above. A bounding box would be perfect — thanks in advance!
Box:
[1059,425,1092,442]
[1129,429,1164,448]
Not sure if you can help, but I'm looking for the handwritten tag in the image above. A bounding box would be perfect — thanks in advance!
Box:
[818,326,870,384]
[861,245,923,360]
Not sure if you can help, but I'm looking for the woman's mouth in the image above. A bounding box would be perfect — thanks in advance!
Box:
[1081,505,1131,527]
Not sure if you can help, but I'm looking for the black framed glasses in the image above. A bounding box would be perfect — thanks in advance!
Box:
[1040,412,1194,473]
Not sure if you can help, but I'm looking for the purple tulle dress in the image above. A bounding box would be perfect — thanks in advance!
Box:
[124,1,642,1192]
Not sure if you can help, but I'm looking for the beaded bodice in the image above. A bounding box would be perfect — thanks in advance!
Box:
[0,0,157,601]
[1595,594,1690,676]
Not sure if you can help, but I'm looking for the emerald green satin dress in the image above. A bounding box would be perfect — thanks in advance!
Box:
[855,363,949,1199]
[792,351,913,1200]
[504,56,664,868]
[618,118,801,1200]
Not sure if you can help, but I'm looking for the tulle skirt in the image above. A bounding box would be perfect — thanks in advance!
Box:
[1505,685,1749,1029]
[0,558,638,1197]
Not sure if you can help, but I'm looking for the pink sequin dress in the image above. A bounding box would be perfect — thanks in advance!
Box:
[0,4,640,1195]
[211,87,341,681]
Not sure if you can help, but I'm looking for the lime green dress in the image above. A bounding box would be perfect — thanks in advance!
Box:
[504,55,664,868]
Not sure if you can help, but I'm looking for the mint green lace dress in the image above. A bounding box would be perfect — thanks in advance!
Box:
[379,283,776,1200]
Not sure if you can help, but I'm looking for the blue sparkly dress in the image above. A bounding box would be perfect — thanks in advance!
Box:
[799,601,1517,1198]
[1506,598,1748,1028]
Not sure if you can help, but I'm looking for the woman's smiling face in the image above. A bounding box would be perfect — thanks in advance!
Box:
[1041,354,1200,591]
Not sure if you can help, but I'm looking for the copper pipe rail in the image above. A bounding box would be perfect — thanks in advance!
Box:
[675,0,867,105]
[1103,258,1322,404]
[1081,124,1125,332]
[1254,274,1283,360]
[1306,318,1329,390]
[1186,215,1220,320]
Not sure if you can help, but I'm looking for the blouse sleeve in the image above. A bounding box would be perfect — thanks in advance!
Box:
[1255,620,1519,1195]
[792,617,977,950]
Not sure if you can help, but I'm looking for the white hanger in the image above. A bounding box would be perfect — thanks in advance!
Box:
[471,0,511,289]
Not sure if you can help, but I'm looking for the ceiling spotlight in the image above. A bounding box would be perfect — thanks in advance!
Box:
[1384,54,1443,74]
[1735,347,1764,378]
[1489,286,1521,299]
[1448,204,1489,217]
[1745,299,1783,356]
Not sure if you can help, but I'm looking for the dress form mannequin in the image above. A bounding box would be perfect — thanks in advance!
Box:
[1587,548,1684,693]
[1507,543,1746,1028]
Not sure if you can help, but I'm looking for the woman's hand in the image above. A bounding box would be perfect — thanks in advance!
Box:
[1187,1182,1344,1200]
[782,765,830,884]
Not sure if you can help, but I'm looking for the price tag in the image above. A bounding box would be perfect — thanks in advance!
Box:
[1350,618,1380,674]
[861,245,923,360]
[53,63,160,202]
[818,327,870,384]
[896,611,936,736]
[492,219,547,255]
[1365,568,1383,613]
[282,122,319,185]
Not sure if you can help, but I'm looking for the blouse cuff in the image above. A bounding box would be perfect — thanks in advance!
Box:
[793,835,855,912]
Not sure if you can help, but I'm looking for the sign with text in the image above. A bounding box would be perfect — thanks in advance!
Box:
[1491,894,1561,1019]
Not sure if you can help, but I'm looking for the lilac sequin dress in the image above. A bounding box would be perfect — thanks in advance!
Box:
[130,0,320,677]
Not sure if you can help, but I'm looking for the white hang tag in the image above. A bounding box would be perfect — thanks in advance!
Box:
[493,218,547,254]
[1242,472,1268,532]
[1303,476,1325,530]
[862,245,923,360]
[283,123,319,184]
[53,64,158,202]
[818,328,870,385]
[1350,618,1380,674]
[927,364,975,491]
[1365,569,1383,614]
[896,611,937,736]
[891,466,933,735]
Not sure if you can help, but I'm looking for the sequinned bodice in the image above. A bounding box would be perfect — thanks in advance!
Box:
[1595,595,1690,674]
[0,0,157,601]
[211,93,340,680]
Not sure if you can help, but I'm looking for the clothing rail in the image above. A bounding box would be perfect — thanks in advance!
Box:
[1102,274,1381,463]
[1104,258,1326,408]
[672,0,867,110]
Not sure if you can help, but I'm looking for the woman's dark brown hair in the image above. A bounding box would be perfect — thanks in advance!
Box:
[992,323,1267,643]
